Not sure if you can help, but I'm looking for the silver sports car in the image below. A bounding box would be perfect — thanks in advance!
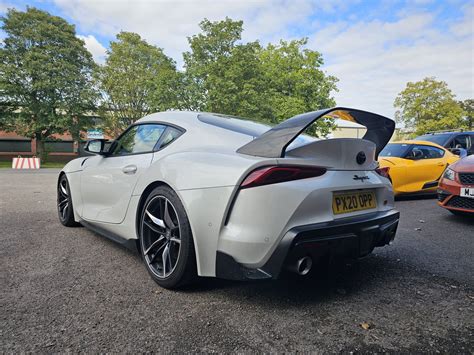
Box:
[57,107,399,288]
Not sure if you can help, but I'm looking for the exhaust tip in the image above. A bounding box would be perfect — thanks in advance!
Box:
[296,256,313,276]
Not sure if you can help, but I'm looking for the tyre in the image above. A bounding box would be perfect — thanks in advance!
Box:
[139,186,197,289]
[57,174,80,227]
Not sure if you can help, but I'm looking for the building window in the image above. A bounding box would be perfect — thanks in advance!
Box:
[0,139,32,152]
[45,141,74,153]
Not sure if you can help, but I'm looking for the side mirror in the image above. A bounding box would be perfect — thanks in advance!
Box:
[85,139,108,155]
[450,148,467,158]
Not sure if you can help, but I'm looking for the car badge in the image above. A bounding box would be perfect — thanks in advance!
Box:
[353,175,370,182]
[356,151,366,165]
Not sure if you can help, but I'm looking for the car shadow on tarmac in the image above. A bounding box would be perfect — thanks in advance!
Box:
[87,224,408,307]
[85,223,395,298]
[395,193,437,201]
[438,212,474,226]
[182,255,403,303]
[85,215,470,307]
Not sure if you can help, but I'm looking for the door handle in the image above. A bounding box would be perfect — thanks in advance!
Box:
[437,162,445,166]
[122,165,137,174]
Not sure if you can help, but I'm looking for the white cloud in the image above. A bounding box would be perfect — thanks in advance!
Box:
[0,2,17,14]
[77,34,107,63]
[52,0,473,118]
[309,8,474,118]
[53,0,351,62]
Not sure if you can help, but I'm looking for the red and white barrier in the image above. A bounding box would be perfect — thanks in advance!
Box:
[12,156,41,169]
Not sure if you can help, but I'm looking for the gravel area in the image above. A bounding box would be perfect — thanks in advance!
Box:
[1,169,473,353]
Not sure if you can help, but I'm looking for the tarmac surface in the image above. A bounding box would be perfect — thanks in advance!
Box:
[1,169,473,353]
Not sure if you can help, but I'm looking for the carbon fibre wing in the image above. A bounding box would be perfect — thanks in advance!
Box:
[236,107,395,158]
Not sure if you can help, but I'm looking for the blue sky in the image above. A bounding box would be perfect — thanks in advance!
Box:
[1,0,472,118]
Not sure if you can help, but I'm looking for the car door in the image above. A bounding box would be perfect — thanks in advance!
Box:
[80,123,167,224]
[404,144,448,190]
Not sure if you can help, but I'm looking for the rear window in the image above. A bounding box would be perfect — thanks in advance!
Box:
[198,112,316,149]
[156,126,183,150]
[198,113,271,137]
[379,143,411,157]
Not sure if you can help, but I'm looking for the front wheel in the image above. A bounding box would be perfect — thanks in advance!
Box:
[139,186,197,289]
[57,174,80,227]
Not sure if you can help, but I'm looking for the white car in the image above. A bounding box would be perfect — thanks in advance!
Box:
[57,108,399,289]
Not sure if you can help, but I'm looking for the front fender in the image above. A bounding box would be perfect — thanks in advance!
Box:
[59,157,87,222]
[62,156,89,174]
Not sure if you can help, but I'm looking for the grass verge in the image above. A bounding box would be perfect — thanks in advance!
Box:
[0,161,65,169]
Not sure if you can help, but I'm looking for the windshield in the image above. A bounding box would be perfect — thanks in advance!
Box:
[379,143,411,157]
[415,133,451,146]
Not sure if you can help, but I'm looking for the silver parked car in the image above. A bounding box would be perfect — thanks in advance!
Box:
[57,107,399,289]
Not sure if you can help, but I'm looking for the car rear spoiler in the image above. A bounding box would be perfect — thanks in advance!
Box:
[236,107,395,158]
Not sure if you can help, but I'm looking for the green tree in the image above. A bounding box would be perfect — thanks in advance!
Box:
[97,32,179,136]
[259,39,338,136]
[459,99,473,130]
[182,18,338,136]
[182,18,265,117]
[394,77,465,135]
[0,7,97,161]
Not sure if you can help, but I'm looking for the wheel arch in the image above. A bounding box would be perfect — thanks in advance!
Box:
[57,171,66,184]
[134,181,199,261]
[57,171,82,226]
[135,181,171,240]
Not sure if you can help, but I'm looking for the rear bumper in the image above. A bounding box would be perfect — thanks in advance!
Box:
[216,209,400,280]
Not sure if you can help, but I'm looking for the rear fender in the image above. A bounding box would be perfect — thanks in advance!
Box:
[133,151,269,194]
[131,151,277,277]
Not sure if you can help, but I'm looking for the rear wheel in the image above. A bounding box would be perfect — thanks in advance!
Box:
[139,186,196,289]
[57,174,80,227]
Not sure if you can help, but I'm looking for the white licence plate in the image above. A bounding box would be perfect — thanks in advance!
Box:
[460,187,474,199]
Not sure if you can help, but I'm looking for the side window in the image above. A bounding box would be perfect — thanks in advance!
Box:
[410,145,445,159]
[155,127,183,150]
[452,135,470,150]
[447,138,456,149]
[110,124,166,156]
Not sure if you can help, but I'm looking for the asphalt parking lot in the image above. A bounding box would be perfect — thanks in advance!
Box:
[1,169,473,353]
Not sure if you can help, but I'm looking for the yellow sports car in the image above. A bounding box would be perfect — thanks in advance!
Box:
[378,140,459,195]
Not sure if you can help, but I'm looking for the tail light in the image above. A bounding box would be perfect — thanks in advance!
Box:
[376,166,390,179]
[240,166,327,189]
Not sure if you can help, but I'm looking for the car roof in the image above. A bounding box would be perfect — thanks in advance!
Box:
[134,110,272,153]
[389,140,447,150]
[137,111,205,130]
[418,131,474,136]
[136,110,270,135]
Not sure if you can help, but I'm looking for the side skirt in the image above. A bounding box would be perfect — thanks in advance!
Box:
[80,219,138,253]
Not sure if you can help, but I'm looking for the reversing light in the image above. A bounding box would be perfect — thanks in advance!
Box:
[240,166,327,189]
[375,167,390,179]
